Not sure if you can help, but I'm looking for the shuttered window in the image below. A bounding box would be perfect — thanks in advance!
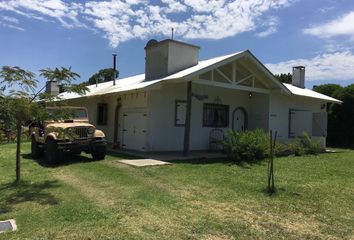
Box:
[312,112,327,137]
[288,109,312,138]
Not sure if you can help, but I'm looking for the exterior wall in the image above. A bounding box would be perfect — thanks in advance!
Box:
[148,82,269,151]
[64,83,328,151]
[249,93,269,131]
[145,43,169,80]
[167,43,199,74]
[269,92,327,146]
[65,90,149,146]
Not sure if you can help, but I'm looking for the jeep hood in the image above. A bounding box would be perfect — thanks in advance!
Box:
[46,122,95,129]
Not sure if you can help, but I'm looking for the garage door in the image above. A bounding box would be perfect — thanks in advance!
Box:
[122,112,147,151]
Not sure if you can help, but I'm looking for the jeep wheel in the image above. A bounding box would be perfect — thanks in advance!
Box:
[46,139,61,163]
[91,146,106,160]
[31,137,43,158]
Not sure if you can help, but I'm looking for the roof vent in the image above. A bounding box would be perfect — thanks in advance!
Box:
[292,66,305,88]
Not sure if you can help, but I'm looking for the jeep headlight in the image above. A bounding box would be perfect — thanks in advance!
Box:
[87,128,95,137]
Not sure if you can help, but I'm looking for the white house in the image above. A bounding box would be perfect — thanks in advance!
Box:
[58,39,341,154]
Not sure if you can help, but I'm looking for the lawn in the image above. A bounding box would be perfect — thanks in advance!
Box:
[0,143,353,239]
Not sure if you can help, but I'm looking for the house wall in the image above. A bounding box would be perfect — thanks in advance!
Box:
[148,82,269,151]
[64,82,328,151]
[65,90,149,145]
[269,92,327,146]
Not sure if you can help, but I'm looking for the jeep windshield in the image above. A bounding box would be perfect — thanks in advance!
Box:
[46,108,87,120]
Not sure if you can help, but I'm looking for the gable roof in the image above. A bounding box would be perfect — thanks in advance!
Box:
[58,50,341,104]
[59,51,251,100]
[284,83,342,103]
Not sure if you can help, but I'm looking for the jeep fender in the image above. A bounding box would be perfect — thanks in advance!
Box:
[94,129,105,138]
[46,133,57,141]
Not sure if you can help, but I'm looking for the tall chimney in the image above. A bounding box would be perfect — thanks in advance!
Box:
[113,54,117,85]
[45,81,59,96]
[292,66,305,88]
[144,39,200,80]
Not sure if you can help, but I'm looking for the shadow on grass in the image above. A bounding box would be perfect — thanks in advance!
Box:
[22,153,100,168]
[0,180,60,214]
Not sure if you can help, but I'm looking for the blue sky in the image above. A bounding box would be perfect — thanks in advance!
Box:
[1,0,354,89]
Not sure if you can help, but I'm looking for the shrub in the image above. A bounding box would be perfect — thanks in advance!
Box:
[290,139,305,156]
[301,133,324,154]
[274,142,292,157]
[289,133,324,156]
[222,129,269,162]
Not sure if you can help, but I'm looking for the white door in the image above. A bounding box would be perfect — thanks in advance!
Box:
[122,112,147,151]
[232,108,246,132]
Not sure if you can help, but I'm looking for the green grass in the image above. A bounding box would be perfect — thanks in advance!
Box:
[0,143,353,239]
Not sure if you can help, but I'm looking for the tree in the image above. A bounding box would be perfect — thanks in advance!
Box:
[0,66,87,183]
[84,68,118,86]
[274,73,292,83]
[313,84,354,147]
[313,84,342,97]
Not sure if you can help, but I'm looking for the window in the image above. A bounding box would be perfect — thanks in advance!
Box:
[175,100,187,126]
[97,103,108,125]
[312,112,327,137]
[288,109,312,138]
[203,103,229,127]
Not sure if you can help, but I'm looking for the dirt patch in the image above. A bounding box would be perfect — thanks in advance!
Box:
[53,170,115,208]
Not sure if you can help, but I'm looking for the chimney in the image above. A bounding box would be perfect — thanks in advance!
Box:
[292,66,305,88]
[144,39,200,80]
[45,81,59,96]
[113,54,117,85]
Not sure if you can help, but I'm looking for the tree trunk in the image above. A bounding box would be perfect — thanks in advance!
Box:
[16,121,21,183]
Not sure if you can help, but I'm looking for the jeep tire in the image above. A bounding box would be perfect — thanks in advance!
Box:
[46,138,61,163]
[31,137,43,158]
[91,146,106,160]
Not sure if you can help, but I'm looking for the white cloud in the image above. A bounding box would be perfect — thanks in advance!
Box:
[0,15,24,31]
[0,0,85,28]
[256,16,278,37]
[266,51,354,81]
[0,0,293,47]
[1,15,19,24]
[304,11,354,39]
[0,21,24,31]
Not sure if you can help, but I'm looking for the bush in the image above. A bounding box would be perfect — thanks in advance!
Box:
[274,142,292,157]
[289,133,324,156]
[290,139,305,156]
[222,129,269,162]
[301,133,324,154]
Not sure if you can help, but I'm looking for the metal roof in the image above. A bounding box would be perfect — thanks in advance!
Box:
[58,51,246,100]
[284,83,342,103]
[58,50,341,104]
